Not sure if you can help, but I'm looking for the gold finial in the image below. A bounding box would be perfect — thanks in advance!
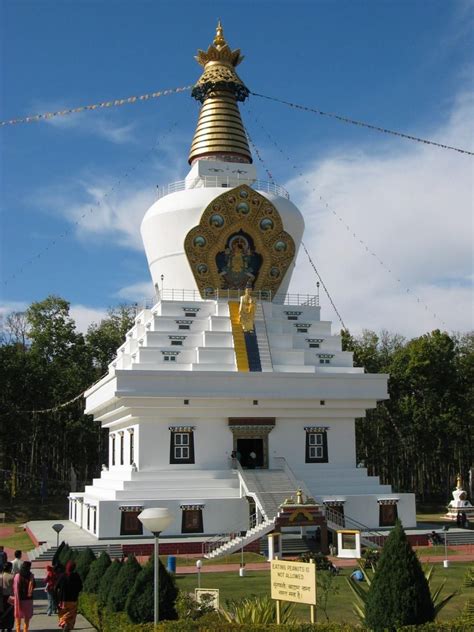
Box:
[456,473,462,489]
[214,20,226,48]
[296,489,304,504]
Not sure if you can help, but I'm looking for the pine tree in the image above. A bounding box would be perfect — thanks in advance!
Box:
[75,547,96,582]
[83,551,111,594]
[365,520,434,630]
[97,559,122,607]
[125,556,178,623]
[107,555,142,612]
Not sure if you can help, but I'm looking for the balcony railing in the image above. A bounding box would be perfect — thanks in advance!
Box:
[137,289,319,309]
[156,177,289,200]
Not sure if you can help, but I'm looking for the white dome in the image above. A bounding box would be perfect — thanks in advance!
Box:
[141,169,304,297]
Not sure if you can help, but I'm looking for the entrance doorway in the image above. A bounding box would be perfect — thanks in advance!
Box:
[237,438,264,468]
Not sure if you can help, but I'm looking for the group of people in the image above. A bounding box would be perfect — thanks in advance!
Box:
[0,546,83,632]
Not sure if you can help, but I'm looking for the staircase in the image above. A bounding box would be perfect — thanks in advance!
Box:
[205,518,276,559]
[204,465,302,559]
[254,303,273,372]
[324,506,387,549]
[28,543,123,562]
[444,529,474,546]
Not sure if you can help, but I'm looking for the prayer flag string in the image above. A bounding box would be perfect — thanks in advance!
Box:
[250,92,474,156]
[0,85,192,127]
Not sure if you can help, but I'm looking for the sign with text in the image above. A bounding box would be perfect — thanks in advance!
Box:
[195,588,219,610]
[270,559,316,605]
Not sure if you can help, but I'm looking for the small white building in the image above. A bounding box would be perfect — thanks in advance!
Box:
[69,23,416,554]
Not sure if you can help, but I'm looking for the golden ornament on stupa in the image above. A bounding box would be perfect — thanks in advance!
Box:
[189,21,252,165]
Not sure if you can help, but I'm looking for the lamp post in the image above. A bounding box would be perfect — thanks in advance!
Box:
[138,508,173,626]
[196,559,202,588]
[443,525,449,568]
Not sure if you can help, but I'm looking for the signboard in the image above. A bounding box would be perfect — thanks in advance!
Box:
[195,588,219,610]
[270,559,316,605]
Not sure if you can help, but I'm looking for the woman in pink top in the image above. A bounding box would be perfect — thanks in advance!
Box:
[13,561,35,632]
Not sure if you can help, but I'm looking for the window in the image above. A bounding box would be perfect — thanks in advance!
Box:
[111,435,116,466]
[171,340,183,346]
[177,320,192,331]
[287,316,298,321]
[174,433,189,459]
[305,428,328,463]
[319,359,330,364]
[120,510,143,536]
[129,430,135,464]
[170,428,195,464]
[379,502,398,526]
[310,342,320,348]
[181,508,203,533]
[179,324,190,330]
[297,327,308,333]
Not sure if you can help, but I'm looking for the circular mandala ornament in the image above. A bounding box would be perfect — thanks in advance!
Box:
[193,236,207,248]
[260,218,274,231]
[210,213,224,228]
[274,240,287,252]
[236,201,250,214]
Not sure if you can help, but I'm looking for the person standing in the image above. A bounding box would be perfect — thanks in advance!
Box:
[44,565,58,616]
[0,548,6,574]
[55,561,83,631]
[10,554,21,578]
[1,561,14,632]
[13,561,35,632]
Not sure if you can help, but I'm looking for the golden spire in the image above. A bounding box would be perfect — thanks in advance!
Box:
[214,20,226,48]
[456,473,462,489]
[188,21,252,165]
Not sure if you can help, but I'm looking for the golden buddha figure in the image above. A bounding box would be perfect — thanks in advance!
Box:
[239,287,256,332]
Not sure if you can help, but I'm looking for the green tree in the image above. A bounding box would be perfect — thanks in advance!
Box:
[107,554,142,612]
[75,548,96,582]
[83,551,111,594]
[97,559,122,607]
[125,557,178,623]
[86,305,135,374]
[365,520,434,629]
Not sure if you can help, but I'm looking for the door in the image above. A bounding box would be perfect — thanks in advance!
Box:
[237,438,264,468]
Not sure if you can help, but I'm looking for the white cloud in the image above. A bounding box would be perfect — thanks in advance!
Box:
[115,280,155,302]
[288,91,474,337]
[69,304,107,333]
[33,100,137,144]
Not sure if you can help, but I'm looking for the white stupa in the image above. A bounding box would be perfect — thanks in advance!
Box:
[445,475,474,522]
[68,23,416,555]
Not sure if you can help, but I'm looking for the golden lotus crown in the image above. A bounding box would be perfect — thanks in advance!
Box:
[195,20,244,68]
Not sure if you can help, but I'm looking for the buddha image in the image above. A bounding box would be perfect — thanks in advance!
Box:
[216,231,262,290]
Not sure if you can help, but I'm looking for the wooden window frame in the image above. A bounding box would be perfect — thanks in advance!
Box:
[120,511,143,536]
[379,503,398,527]
[181,508,203,533]
[305,430,328,463]
[170,430,195,464]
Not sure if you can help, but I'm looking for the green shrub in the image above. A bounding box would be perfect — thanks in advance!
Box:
[365,520,434,630]
[53,541,66,566]
[223,595,296,625]
[125,556,178,623]
[83,550,111,594]
[298,551,330,570]
[107,554,142,612]
[75,547,96,581]
[175,590,218,621]
[98,559,122,607]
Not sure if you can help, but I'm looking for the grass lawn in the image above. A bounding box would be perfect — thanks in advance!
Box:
[175,561,473,624]
[160,552,266,567]
[416,503,450,524]
[0,524,35,552]
[416,546,465,557]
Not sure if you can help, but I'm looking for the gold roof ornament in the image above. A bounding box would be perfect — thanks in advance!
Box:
[189,21,252,165]
[456,473,462,489]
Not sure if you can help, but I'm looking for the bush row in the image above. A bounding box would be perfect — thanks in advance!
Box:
[77,594,471,632]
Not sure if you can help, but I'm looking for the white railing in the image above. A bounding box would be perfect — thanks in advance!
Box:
[157,177,289,200]
[137,289,319,310]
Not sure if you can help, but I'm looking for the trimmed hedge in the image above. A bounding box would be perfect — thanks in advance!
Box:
[98,559,123,607]
[78,594,468,632]
[75,547,96,582]
[125,557,178,623]
[107,554,142,612]
[83,550,111,593]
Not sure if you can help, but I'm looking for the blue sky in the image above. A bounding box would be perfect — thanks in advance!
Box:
[1,0,472,335]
